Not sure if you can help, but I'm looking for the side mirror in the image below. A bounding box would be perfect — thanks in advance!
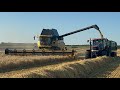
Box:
[87,40,89,42]
[34,36,35,40]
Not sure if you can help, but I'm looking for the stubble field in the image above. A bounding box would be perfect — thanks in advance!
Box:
[0,46,120,78]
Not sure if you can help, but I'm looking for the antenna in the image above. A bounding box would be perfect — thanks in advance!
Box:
[33,36,35,40]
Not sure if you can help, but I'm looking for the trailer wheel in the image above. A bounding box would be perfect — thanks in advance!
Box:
[115,52,117,57]
[110,52,116,57]
[85,50,91,59]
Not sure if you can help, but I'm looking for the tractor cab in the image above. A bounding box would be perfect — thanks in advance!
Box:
[92,38,104,50]
[93,39,102,46]
[90,38,108,51]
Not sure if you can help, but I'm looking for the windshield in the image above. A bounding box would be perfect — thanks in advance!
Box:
[40,37,51,45]
[93,39,102,46]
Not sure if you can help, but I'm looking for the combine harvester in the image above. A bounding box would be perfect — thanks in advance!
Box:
[5,24,117,58]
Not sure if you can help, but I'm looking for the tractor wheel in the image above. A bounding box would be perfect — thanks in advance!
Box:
[85,50,91,59]
[102,51,107,56]
[92,54,96,58]
[97,51,103,56]
[106,51,110,56]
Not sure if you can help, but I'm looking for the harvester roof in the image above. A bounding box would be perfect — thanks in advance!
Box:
[41,29,59,36]
[92,38,108,41]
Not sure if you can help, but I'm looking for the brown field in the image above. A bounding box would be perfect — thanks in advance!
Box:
[0,47,120,78]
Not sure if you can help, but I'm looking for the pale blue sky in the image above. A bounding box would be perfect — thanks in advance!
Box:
[0,12,120,45]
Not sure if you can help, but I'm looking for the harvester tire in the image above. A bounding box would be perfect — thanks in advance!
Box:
[85,50,91,59]
[32,49,35,55]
